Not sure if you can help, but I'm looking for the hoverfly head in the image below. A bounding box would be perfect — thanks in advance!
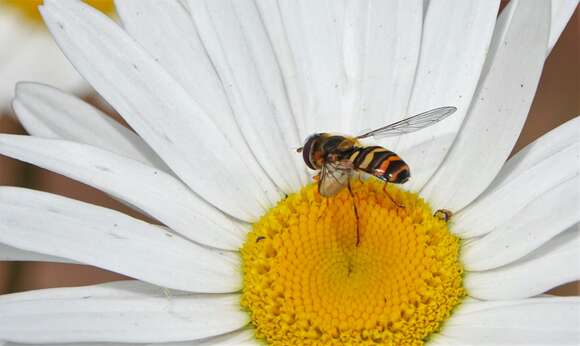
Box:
[301,134,323,170]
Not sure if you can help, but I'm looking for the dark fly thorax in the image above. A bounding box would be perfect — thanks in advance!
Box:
[321,135,355,162]
[301,134,356,170]
[320,135,347,153]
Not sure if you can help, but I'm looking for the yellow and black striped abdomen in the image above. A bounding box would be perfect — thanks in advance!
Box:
[349,146,411,184]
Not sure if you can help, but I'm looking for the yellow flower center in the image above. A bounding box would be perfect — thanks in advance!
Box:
[0,0,114,25]
[241,180,465,345]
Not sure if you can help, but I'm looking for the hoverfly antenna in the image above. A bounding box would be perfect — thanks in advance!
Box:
[289,144,304,153]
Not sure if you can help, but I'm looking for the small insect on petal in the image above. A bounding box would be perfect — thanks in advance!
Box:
[434,209,453,222]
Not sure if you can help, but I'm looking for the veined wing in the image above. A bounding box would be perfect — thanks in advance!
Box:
[318,161,352,197]
[357,106,457,140]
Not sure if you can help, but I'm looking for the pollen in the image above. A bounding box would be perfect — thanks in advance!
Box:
[241,180,465,346]
[1,0,114,24]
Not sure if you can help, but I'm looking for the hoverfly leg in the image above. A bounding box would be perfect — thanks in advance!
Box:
[347,179,360,247]
[383,184,405,209]
[434,209,453,222]
[317,196,328,222]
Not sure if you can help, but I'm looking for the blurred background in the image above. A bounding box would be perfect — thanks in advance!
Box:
[0,2,578,295]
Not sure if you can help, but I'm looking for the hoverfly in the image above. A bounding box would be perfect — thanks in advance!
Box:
[297,106,457,244]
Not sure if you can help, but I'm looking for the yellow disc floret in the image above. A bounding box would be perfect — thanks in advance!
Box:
[241,180,465,346]
[1,0,115,25]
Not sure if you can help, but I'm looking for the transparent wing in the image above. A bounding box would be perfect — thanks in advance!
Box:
[318,162,352,197]
[357,106,457,140]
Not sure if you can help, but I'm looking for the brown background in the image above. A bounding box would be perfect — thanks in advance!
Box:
[0,6,578,295]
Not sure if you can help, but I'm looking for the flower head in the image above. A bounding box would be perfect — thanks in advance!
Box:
[0,0,578,345]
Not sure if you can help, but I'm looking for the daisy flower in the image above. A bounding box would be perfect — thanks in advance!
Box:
[0,0,114,112]
[0,0,579,345]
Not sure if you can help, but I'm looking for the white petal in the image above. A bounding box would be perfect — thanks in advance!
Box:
[0,243,72,263]
[149,328,258,346]
[188,0,306,192]
[454,117,580,238]
[0,281,194,344]
[395,0,500,191]
[461,175,579,271]
[0,280,189,303]
[465,226,580,300]
[252,0,305,139]
[396,134,456,192]
[0,21,87,111]
[421,0,551,210]
[439,297,580,345]
[263,1,348,134]
[115,0,234,126]
[5,343,134,346]
[428,334,472,346]
[0,134,247,250]
[0,187,240,293]
[12,82,168,170]
[1,285,254,345]
[493,117,580,191]
[40,0,281,221]
[343,0,423,135]
[0,286,247,343]
[256,1,423,139]
[449,296,528,315]
[115,1,293,193]
[549,0,579,52]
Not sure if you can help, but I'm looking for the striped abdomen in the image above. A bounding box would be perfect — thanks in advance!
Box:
[348,146,410,184]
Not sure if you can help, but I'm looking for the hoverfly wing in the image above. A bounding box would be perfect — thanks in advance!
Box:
[318,162,352,197]
[356,106,457,140]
